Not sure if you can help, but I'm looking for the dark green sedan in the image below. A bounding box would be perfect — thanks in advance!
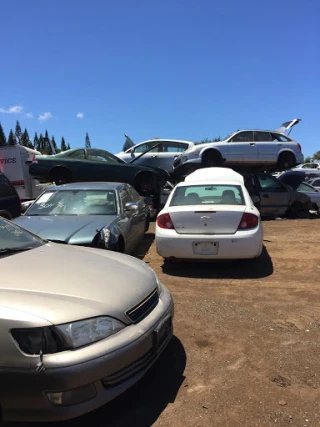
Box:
[29,148,169,209]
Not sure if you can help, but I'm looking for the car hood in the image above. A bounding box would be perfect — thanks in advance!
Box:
[13,215,117,245]
[122,134,136,152]
[0,243,157,325]
[278,172,305,189]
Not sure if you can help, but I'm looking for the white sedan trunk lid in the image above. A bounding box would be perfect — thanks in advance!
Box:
[168,205,246,235]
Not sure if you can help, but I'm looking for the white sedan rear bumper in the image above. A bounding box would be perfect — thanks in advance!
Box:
[156,227,263,260]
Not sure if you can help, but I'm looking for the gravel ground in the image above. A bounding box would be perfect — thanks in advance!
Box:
[7,218,320,427]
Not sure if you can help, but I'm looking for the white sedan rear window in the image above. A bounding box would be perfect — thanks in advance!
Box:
[170,185,245,206]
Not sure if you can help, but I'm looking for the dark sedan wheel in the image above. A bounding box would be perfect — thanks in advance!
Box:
[286,202,309,219]
[202,150,223,167]
[51,167,72,185]
[277,152,296,170]
[0,211,12,220]
[114,238,125,253]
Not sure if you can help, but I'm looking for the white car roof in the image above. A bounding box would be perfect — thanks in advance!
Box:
[138,139,194,145]
[184,168,244,184]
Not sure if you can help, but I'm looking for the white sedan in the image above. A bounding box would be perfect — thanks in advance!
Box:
[156,168,263,261]
[116,136,195,174]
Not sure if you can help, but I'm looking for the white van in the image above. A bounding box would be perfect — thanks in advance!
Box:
[0,145,50,200]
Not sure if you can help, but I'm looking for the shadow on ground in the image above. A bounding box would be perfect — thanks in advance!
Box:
[7,336,186,427]
[132,232,155,260]
[162,246,273,279]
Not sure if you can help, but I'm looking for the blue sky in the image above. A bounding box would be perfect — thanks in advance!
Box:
[0,0,319,157]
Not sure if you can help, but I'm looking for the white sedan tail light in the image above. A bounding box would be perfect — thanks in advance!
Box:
[237,213,259,230]
[157,213,175,230]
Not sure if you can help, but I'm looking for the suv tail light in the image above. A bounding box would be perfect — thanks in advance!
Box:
[238,213,259,230]
[31,156,38,164]
[297,143,302,152]
[157,213,175,229]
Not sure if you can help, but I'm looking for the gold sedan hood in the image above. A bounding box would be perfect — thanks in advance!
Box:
[0,243,157,325]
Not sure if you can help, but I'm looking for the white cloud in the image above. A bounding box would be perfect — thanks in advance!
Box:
[0,105,24,114]
[38,112,52,121]
[25,113,33,118]
[76,112,84,119]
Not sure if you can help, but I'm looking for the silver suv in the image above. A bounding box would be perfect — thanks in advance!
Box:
[173,119,304,176]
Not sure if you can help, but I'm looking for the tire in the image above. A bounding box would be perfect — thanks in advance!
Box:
[201,150,223,167]
[51,167,72,185]
[277,152,296,171]
[144,214,150,232]
[286,202,309,219]
[114,238,125,253]
[0,211,11,220]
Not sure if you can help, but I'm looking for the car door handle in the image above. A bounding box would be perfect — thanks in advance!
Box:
[151,155,157,158]
[263,194,269,198]
[249,143,255,146]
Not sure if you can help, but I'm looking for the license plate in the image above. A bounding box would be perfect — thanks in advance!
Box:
[153,316,172,348]
[192,241,219,255]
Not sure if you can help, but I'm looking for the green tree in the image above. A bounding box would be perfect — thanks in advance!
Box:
[39,133,45,151]
[67,143,71,150]
[34,132,40,151]
[0,123,6,146]
[304,156,311,163]
[313,151,320,161]
[85,132,91,148]
[8,129,16,146]
[21,128,31,148]
[61,137,67,151]
[15,120,22,142]
[198,136,221,144]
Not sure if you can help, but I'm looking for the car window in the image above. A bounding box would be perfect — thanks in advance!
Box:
[230,131,254,143]
[257,175,285,192]
[297,183,317,193]
[120,188,133,210]
[68,149,85,159]
[134,142,159,153]
[311,179,320,186]
[127,186,141,203]
[26,190,117,215]
[159,142,189,153]
[271,133,291,142]
[254,131,272,142]
[0,175,17,197]
[0,217,45,254]
[303,163,319,169]
[86,149,123,163]
[170,184,245,206]
[0,174,16,197]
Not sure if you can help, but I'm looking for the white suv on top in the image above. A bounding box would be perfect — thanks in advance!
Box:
[173,119,304,176]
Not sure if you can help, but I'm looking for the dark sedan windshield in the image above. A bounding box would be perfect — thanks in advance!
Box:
[0,218,45,255]
[26,190,118,216]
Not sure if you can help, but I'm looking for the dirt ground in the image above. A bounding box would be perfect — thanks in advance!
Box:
[9,219,320,427]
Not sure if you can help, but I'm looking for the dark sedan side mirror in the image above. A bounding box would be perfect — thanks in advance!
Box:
[252,195,261,208]
[125,202,138,212]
